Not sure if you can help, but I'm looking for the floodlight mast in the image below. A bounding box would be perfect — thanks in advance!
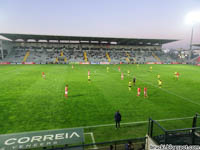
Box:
[186,11,200,62]
[189,26,194,62]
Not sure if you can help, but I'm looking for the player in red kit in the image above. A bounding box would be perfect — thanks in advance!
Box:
[176,72,180,80]
[121,72,124,80]
[137,88,141,96]
[144,87,147,98]
[65,85,68,98]
[88,70,90,76]
[42,72,46,80]
[118,66,120,72]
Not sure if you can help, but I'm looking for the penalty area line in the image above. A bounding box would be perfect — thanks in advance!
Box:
[84,132,98,149]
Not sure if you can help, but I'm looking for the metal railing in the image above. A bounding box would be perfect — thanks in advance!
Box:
[44,137,146,150]
[148,114,200,145]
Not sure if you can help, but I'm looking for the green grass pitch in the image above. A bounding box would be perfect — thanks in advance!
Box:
[0,64,200,143]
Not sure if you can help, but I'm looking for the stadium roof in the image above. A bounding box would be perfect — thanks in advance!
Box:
[193,44,200,47]
[0,33,178,46]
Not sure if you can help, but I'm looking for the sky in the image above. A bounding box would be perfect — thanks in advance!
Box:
[0,0,200,49]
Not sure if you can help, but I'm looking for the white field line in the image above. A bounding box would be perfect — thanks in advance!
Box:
[68,116,193,130]
[84,132,98,149]
[137,77,200,106]
[109,67,200,106]
[0,68,18,74]
[0,116,193,137]
[60,67,197,130]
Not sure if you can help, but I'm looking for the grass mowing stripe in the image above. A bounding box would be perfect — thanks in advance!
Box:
[0,64,200,142]
[131,69,200,107]
[61,116,193,129]
[111,67,200,107]
[138,78,200,106]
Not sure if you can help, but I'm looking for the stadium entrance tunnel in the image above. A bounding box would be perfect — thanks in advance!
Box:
[148,113,200,145]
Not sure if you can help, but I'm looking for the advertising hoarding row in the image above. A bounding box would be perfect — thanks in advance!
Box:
[0,128,84,150]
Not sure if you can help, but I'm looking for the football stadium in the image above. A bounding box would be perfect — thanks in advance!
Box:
[0,32,200,149]
[1,1,200,150]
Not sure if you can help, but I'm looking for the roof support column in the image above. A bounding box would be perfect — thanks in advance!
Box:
[2,49,4,59]
[0,40,3,59]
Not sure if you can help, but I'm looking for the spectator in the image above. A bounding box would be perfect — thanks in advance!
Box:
[109,145,113,150]
[114,110,121,129]
[125,143,129,150]
[125,141,134,150]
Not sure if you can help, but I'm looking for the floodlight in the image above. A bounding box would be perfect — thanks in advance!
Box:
[185,11,200,25]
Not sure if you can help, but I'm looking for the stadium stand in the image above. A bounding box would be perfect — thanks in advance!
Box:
[0,33,183,64]
[190,44,200,64]
[2,47,187,64]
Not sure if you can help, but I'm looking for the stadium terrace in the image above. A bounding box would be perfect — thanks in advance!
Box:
[0,33,179,64]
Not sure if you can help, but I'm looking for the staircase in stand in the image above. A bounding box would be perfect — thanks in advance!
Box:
[125,52,130,63]
[106,52,111,62]
[152,52,161,62]
[84,51,88,62]
[23,51,30,62]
